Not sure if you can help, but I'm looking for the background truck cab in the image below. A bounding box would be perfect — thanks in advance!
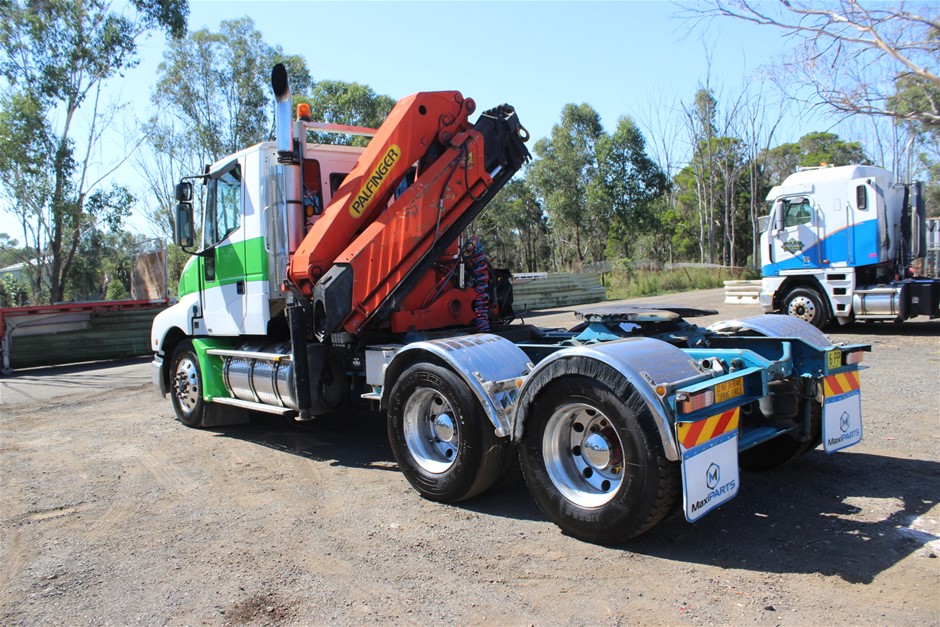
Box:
[759,165,939,328]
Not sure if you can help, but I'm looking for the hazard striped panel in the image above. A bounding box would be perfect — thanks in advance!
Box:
[823,371,861,398]
[676,408,740,451]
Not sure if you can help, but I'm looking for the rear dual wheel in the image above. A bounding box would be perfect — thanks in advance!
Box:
[519,375,679,545]
[387,363,514,503]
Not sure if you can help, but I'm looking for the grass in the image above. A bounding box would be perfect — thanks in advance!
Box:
[604,265,759,301]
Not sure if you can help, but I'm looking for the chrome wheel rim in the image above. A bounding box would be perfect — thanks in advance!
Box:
[173,356,200,413]
[403,387,459,474]
[543,402,625,508]
[787,295,816,322]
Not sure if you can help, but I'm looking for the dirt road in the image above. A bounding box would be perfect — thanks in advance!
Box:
[2,288,938,625]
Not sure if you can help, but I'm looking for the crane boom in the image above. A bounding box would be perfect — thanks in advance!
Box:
[286,90,530,338]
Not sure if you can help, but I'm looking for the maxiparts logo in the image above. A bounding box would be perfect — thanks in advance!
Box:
[827,411,861,447]
[690,463,736,513]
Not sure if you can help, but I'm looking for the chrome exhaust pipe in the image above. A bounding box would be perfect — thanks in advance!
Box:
[270,63,304,254]
[271,63,294,158]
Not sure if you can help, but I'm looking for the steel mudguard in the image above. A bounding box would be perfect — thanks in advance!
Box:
[380,334,533,438]
[709,314,833,349]
[514,337,709,462]
[708,314,870,375]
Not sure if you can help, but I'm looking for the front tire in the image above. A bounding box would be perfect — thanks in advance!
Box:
[169,340,205,428]
[387,363,512,503]
[519,375,679,544]
[783,287,830,329]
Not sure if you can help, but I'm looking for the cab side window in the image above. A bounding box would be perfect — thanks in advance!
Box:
[856,185,868,210]
[784,199,812,227]
[329,173,348,196]
[204,163,242,246]
[302,159,323,216]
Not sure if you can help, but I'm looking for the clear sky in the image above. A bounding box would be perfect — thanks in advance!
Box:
[3,0,835,239]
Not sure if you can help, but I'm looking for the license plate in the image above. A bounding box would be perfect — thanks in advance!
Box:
[827,349,842,370]
[715,377,744,403]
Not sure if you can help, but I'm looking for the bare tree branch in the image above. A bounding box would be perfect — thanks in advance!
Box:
[683,1,940,128]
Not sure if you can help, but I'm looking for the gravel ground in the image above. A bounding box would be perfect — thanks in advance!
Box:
[1,287,938,625]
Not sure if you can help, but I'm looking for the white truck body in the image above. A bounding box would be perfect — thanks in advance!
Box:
[758,165,938,327]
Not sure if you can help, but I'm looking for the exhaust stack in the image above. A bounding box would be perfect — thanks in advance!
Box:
[270,63,304,256]
[271,63,294,158]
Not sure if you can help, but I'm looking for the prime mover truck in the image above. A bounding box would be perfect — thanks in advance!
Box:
[759,164,939,328]
[151,65,869,544]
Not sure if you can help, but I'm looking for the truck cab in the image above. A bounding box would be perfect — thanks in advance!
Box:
[758,165,938,327]
[153,130,369,344]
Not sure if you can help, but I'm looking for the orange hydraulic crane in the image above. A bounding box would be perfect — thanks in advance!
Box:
[286,85,530,339]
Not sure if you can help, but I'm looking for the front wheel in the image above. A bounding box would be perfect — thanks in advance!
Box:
[519,375,679,545]
[783,287,830,329]
[169,340,205,428]
[387,363,512,503]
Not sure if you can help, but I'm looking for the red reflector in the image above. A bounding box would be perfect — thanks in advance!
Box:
[678,389,715,414]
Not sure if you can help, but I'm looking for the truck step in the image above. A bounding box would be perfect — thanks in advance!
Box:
[211,396,296,416]
[206,349,292,363]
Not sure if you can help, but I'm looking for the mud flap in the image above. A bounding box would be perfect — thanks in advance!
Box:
[676,409,741,523]
[201,403,251,427]
[822,372,863,453]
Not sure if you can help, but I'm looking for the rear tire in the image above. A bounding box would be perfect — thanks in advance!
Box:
[169,340,205,428]
[519,375,679,545]
[783,287,830,329]
[387,363,512,502]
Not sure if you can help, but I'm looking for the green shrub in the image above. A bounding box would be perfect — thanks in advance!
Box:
[605,266,753,300]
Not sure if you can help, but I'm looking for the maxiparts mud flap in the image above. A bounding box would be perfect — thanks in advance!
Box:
[676,408,741,523]
[822,372,863,453]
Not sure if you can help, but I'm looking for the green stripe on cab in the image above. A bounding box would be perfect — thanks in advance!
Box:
[178,236,269,297]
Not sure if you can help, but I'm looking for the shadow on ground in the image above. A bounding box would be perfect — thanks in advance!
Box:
[0,355,152,378]
[625,450,939,584]
[208,412,937,584]
[828,319,940,337]
[210,410,398,471]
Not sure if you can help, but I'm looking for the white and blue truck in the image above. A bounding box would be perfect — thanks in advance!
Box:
[759,164,939,328]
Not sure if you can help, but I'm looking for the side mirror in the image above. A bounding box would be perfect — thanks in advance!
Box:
[175,181,193,202]
[174,201,195,248]
[757,216,770,233]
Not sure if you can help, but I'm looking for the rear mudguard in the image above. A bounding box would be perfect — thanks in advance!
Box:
[379,334,533,438]
[511,337,709,462]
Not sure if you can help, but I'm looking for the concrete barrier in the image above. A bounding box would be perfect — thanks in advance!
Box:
[723,280,761,305]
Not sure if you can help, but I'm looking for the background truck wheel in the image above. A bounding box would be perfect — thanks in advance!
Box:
[519,375,679,545]
[784,287,830,329]
[387,362,512,503]
[739,400,822,471]
[169,340,205,428]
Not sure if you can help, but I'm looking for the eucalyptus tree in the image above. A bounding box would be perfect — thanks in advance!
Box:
[528,104,605,269]
[0,0,188,303]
